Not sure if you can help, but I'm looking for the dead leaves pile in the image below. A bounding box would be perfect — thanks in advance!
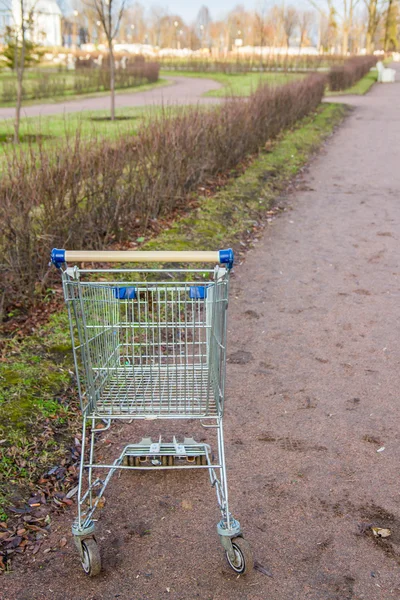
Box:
[0,448,80,572]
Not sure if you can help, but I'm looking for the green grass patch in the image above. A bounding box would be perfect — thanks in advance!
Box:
[327,70,378,96]
[160,70,305,97]
[0,106,150,145]
[0,310,78,515]
[0,101,346,517]
[0,105,176,162]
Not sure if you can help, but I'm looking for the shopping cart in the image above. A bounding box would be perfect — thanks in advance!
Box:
[51,248,253,576]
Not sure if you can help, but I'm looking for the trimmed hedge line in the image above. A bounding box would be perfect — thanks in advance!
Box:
[328,56,377,91]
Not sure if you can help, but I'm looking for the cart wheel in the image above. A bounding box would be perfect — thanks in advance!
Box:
[226,537,254,575]
[134,457,141,466]
[81,538,101,577]
[161,456,168,466]
[168,455,174,467]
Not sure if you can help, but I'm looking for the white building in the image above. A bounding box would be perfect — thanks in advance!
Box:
[1,0,62,47]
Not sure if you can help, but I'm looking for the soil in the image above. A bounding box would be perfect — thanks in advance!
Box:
[2,69,400,599]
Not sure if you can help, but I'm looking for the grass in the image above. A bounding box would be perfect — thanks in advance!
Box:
[0,105,159,148]
[0,101,347,517]
[327,70,378,96]
[160,70,305,97]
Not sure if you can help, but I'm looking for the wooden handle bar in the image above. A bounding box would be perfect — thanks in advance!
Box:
[51,248,234,267]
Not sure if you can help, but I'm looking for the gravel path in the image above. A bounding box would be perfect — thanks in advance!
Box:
[3,71,400,599]
[0,75,222,120]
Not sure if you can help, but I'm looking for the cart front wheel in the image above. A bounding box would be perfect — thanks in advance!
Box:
[81,538,101,577]
[226,537,253,575]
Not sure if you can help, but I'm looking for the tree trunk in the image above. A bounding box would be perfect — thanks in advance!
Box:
[384,0,394,52]
[109,42,115,121]
[366,0,378,53]
[342,28,349,55]
[14,17,25,145]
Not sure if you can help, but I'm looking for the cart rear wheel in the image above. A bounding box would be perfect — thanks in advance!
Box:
[81,538,101,577]
[168,455,174,467]
[226,537,253,575]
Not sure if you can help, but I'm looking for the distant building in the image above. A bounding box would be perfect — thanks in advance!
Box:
[0,0,62,46]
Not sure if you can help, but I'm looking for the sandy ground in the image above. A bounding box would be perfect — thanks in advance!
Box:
[0,76,222,120]
[3,71,400,599]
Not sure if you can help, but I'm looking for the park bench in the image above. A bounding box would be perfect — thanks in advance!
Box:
[376,61,396,83]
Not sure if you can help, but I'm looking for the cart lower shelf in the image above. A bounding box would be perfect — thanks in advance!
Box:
[90,365,219,417]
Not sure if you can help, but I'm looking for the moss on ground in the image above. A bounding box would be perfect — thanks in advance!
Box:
[0,102,347,518]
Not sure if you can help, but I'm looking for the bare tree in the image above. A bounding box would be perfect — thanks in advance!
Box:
[253,1,269,47]
[148,5,166,46]
[87,0,127,120]
[282,6,298,49]
[364,0,381,52]
[383,0,398,51]
[298,10,315,49]
[4,0,37,143]
[196,5,212,49]
[308,0,359,54]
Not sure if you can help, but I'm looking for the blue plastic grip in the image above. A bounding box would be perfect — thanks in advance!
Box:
[189,286,207,299]
[113,287,137,300]
[219,249,234,269]
[51,248,65,268]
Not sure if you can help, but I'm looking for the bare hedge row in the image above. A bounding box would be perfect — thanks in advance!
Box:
[328,56,377,91]
[0,74,326,319]
[0,62,160,103]
[158,55,347,74]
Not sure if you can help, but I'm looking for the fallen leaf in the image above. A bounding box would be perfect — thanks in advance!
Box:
[96,497,106,509]
[254,560,273,577]
[59,537,67,547]
[181,500,192,510]
[372,527,391,538]
[32,542,42,555]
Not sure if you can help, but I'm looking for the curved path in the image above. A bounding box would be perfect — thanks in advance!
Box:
[0,75,222,120]
[3,70,400,599]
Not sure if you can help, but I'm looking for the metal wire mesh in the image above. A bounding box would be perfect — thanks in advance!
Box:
[63,269,229,418]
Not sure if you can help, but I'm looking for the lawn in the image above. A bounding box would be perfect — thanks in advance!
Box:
[160,69,305,97]
[0,105,155,146]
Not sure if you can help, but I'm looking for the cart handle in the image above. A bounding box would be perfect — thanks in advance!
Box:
[51,248,234,269]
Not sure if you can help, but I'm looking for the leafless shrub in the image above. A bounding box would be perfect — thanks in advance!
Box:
[328,56,377,91]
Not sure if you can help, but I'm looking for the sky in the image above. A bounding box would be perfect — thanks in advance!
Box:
[157,0,313,24]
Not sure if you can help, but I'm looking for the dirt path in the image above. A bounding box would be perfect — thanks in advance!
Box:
[0,75,222,120]
[3,73,400,599]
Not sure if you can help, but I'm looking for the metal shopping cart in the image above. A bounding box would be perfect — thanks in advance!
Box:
[51,248,253,576]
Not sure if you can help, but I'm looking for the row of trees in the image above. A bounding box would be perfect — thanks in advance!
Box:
[310,0,399,54]
[65,1,399,54]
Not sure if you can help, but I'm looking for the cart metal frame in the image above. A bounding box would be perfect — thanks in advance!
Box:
[51,248,253,576]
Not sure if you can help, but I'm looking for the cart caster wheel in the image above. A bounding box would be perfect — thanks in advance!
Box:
[161,456,168,466]
[226,537,254,575]
[81,538,101,577]
[168,455,174,467]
